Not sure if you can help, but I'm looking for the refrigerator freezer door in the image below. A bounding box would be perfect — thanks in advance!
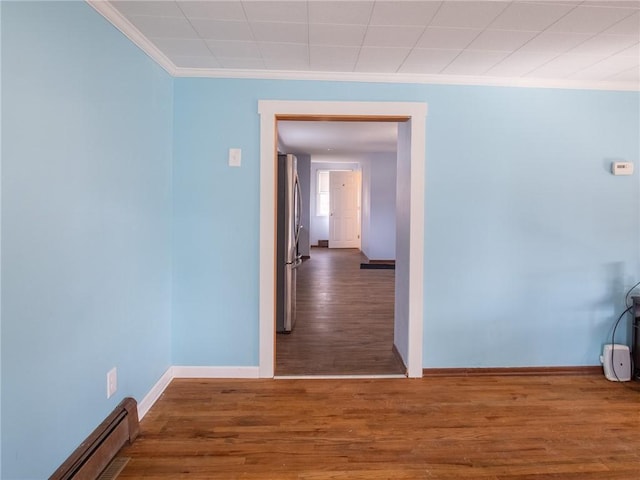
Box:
[276,153,299,333]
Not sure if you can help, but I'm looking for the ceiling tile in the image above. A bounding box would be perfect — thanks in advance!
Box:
[205,40,261,58]
[128,15,199,39]
[569,51,639,79]
[355,47,411,72]
[488,2,575,31]
[309,24,367,47]
[170,55,221,69]
[398,48,462,74]
[527,54,602,78]
[103,0,640,89]
[467,29,539,51]
[112,1,184,17]
[617,42,640,56]
[242,1,307,23]
[363,25,425,48]
[310,45,359,70]
[518,31,592,54]
[601,11,640,35]
[431,1,510,29]
[416,27,481,49]
[606,65,640,84]
[178,1,246,21]
[259,42,308,61]
[567,34,639,56]
[149,37,211,56]
[263,57,309,70]
[190,19,254,41]
[308,1,374,25]
[547,6,636,34]
[217,57,266,69]
[580,1,640,8]
[250,21,308,43]
[485,51,559,76]
[443,50,511,75]
[369,1,441,26]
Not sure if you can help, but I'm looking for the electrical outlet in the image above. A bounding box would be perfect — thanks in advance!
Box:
[107,367,117,399]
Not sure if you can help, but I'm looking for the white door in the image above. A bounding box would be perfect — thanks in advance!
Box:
[329,171,360,248]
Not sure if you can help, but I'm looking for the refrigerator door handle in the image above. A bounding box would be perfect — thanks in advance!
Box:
[294,176,302,245]
[295,224,303,246]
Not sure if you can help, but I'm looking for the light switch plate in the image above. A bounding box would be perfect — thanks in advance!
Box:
[229,148,241,167]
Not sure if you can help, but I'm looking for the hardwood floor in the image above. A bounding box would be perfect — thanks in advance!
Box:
[275,247,405,376]
[118,376,640,479]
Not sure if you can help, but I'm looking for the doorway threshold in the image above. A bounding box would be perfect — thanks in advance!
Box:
[274,374,407,380]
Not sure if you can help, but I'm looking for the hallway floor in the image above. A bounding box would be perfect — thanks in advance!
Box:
[275,247,405,376]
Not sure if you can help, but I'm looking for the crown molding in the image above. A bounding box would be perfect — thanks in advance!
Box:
[86,1,638,92]
[174,67,639,92]
[86,0,176,76]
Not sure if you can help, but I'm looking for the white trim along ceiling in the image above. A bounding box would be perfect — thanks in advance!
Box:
[88,0,640,91]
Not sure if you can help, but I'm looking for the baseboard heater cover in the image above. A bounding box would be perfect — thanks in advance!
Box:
[50,397,139,480]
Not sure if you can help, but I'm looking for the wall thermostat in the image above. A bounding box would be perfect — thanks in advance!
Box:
[611,162,634,175]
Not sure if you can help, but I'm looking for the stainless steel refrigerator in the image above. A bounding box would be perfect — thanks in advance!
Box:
[276,153,302,333]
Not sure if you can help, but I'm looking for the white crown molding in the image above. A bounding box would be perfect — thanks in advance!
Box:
[86,0,176,76]
[175,66,639,92]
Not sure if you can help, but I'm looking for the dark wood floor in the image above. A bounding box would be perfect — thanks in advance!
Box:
[118,375,640,479]
[275,247,405,376]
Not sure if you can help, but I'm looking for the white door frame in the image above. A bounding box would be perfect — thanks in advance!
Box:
[258,100,427,378]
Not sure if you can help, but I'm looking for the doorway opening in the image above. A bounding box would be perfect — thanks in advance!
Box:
[259,101,427,378]
[275,144,398,376]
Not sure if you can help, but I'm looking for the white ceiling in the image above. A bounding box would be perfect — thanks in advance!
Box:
[93,1,640,157]
[95,0,640,90]
[278,120,398,154]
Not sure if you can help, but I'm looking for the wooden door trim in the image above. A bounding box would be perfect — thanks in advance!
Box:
[276,114,411,122]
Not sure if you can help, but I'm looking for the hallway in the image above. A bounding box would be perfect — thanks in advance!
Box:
[275,247,405,376]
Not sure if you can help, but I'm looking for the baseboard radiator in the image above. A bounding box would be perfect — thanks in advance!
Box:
[50,397,139,480]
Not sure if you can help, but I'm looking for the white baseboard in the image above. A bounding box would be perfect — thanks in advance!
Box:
[137,365,260,420]
[172,366,260,378]
[138,366,174,420]
[273,374,406,379]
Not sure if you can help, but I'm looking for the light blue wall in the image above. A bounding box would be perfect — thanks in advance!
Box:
[173,77,639,368]
[361,153,398,261]
[424,87,639,367]
[171,81,259,366]
[1,2,173,479]
[1,2,639,477]
[0,1,3,474]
